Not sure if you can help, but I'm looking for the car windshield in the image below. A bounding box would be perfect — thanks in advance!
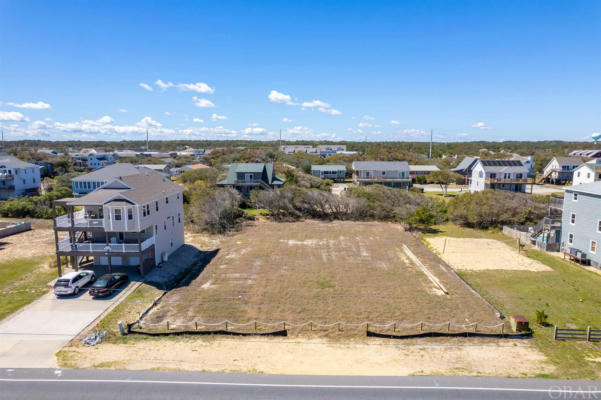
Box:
[92,280,109,287]
[54,279,70,287]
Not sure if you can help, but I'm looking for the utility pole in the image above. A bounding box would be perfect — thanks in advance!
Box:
[146,129,149,152]
[279,129,282,150]
[429,129,433,159]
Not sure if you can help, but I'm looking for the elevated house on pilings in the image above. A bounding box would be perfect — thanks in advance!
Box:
[52,170,184,277]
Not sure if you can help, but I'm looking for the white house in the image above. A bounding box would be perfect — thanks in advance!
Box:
[541,157,583,184]
[351,161,411,189]
[0,153,42,200]
[469,159,531,193]
[572,159,601,185]
[88,153,115,170]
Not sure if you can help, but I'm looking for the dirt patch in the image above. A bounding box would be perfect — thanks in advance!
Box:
[0,226,55,263]
[58,336,552,377]
[142,221,501,337]
[427,237,551,272]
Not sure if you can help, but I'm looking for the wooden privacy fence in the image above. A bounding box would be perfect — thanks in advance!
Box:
[554,326,601,342]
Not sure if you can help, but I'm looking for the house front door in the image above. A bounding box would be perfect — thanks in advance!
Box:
[245,173,253,183]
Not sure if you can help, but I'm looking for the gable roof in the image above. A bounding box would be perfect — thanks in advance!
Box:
[68,170,182,206]
[476,159,529,173]
[553,157,583,166]
[565,180,601,196]
[0,153,41,169]
[217,163,285,186]
[409,165,440,172]
[450,156,479,173]
[71,163,144,182]
[311,164,346,171]
[351,161,409,171]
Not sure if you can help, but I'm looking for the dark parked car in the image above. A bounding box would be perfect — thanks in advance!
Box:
[88,273,128,297]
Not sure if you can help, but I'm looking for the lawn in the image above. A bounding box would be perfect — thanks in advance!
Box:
[0,256,56,321]
[424,223,601,379]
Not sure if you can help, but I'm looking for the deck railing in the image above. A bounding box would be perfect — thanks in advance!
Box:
[55,210,105,228]
[58,236,155,253]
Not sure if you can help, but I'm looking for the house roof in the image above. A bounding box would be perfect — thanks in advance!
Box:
[72,163,143,182]
[409,165,440,172]
[351,161,409,171]
[0,153,42,169]
[553,157,583,166]
[477,159,529,173]
[311,164,346,171]
[565,180,601,196]
[450,156,479,172]
[137,164,168,170]
[217,163,285,186]
[67,170,182,206]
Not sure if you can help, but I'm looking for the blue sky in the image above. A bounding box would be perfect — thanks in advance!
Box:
[0,0,600,142]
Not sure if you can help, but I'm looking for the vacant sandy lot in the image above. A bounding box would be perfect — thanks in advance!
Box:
[427,237,551,272]
[143,221,501,336]
[0,223,55,262]
[58,336,552,377]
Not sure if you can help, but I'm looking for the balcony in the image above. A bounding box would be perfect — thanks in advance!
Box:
[55,210,104,229]
[0,174,15,181]
[485,177,534,184]
[550,196,564,210]
[58,236,155,253]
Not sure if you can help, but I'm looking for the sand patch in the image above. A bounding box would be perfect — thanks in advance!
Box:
[427,237,551,272]
[0,228,55,262]
[58,337,552,377]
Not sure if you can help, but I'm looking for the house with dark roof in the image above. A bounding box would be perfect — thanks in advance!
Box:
[52,170,184,276]
[540,157,583,184]
[469,159,532,193]
[311,164,346,181]
[71,163,146,197]
[217,163,285,197]
[351,161,411,189]
[0,153,42,200]
[450,156,480,177]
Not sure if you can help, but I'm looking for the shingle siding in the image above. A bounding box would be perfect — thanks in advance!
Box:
[561,189,601,268]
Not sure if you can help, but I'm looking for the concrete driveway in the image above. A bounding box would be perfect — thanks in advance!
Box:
[0,269,140,368]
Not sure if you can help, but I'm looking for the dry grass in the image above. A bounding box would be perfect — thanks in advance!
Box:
[0,221,55,263]
[143,221,501,337]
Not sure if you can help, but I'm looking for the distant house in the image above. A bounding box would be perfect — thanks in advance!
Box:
[311,165,346,181]
[511,155,535,177]
[217,163,285,197]
[137,164,171,175]
[170,163,210,177]
[280,144,347,157]
[351,161,411,189]
[280,145,319,155]
[38,148,58,155]
[569,149,601,158]
[469,159,531,193]
[0,153,42,200]
[561,181,601,268]
[409,165,440,182]
[33,161,55,177]
[540,157,583,185]
[71,163,145,197]
[88,153,115,170]
[316,144,347,157]
[450,156,480,180]
[573,159,601,186]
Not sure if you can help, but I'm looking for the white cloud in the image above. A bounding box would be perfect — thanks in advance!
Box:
[241,126,266,135]
[164,111,172,116]
[358,122,372,128]
[30,120,50,130]
[192,118,204,123]
[211,113,227,121]
[471,121,491,130]
[0,111,28,121]
[96,115,114,124]
[302,99,330,108]
[390,120,401,125]
[177,82,214,94]
[403,128,429,136]
[318,107,341,115]
[282,117,292,123]
[362,114,375,121]
[137,116,161,128]
[371,130,383,135]
[119,108,128,113]
[155,79,174,91]
[192,96,215,108]
[268,90,295,105]
[139,83,153,91]
[6,101,51,110]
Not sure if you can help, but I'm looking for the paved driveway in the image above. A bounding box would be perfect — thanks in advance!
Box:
[0,271,139,368]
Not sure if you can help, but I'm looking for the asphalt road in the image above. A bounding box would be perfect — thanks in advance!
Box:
[1,369,599,400]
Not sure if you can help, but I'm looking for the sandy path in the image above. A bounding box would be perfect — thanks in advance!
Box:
[427,237,551,272]
[58,337,552,377]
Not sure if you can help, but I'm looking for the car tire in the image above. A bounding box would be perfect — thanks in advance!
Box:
[74,286,79,295]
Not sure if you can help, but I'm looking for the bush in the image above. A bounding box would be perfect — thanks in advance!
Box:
[186,187,243,234]
[535,309,549,326]
[447,190,547,229]
[415,175,427,184]
[347,185,432,222]
[0,186,73,219]
[178,168,219,186]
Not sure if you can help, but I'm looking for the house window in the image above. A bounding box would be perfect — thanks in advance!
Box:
[587,172,591,179]
[478,171,483,178]
[573,193,578,201]
[177,193,180,200]
[570,213,576,224]
[128,208,133,220]
[591,241,597,254]
[568,233,574,245]
[598,220,601,233]
[155,201,159,211]
[114,209,122,221]
[490,173,496,179]
[166,196,169,204]
[164,222,167,231]
[577,171,581,177]
[172,216,175,227]
[178,213,181,223]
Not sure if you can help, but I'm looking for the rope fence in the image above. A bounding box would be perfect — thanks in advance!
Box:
[126,318,517,339]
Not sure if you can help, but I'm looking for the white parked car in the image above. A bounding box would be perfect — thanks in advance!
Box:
[53,270,96,296]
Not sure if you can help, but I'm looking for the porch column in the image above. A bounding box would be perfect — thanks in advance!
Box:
[137,231,143,277]
[105,231,112,273]
[52,202,62,277]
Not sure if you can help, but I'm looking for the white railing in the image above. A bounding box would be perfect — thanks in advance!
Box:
[55,210,104,228]
[58,235,155,253]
